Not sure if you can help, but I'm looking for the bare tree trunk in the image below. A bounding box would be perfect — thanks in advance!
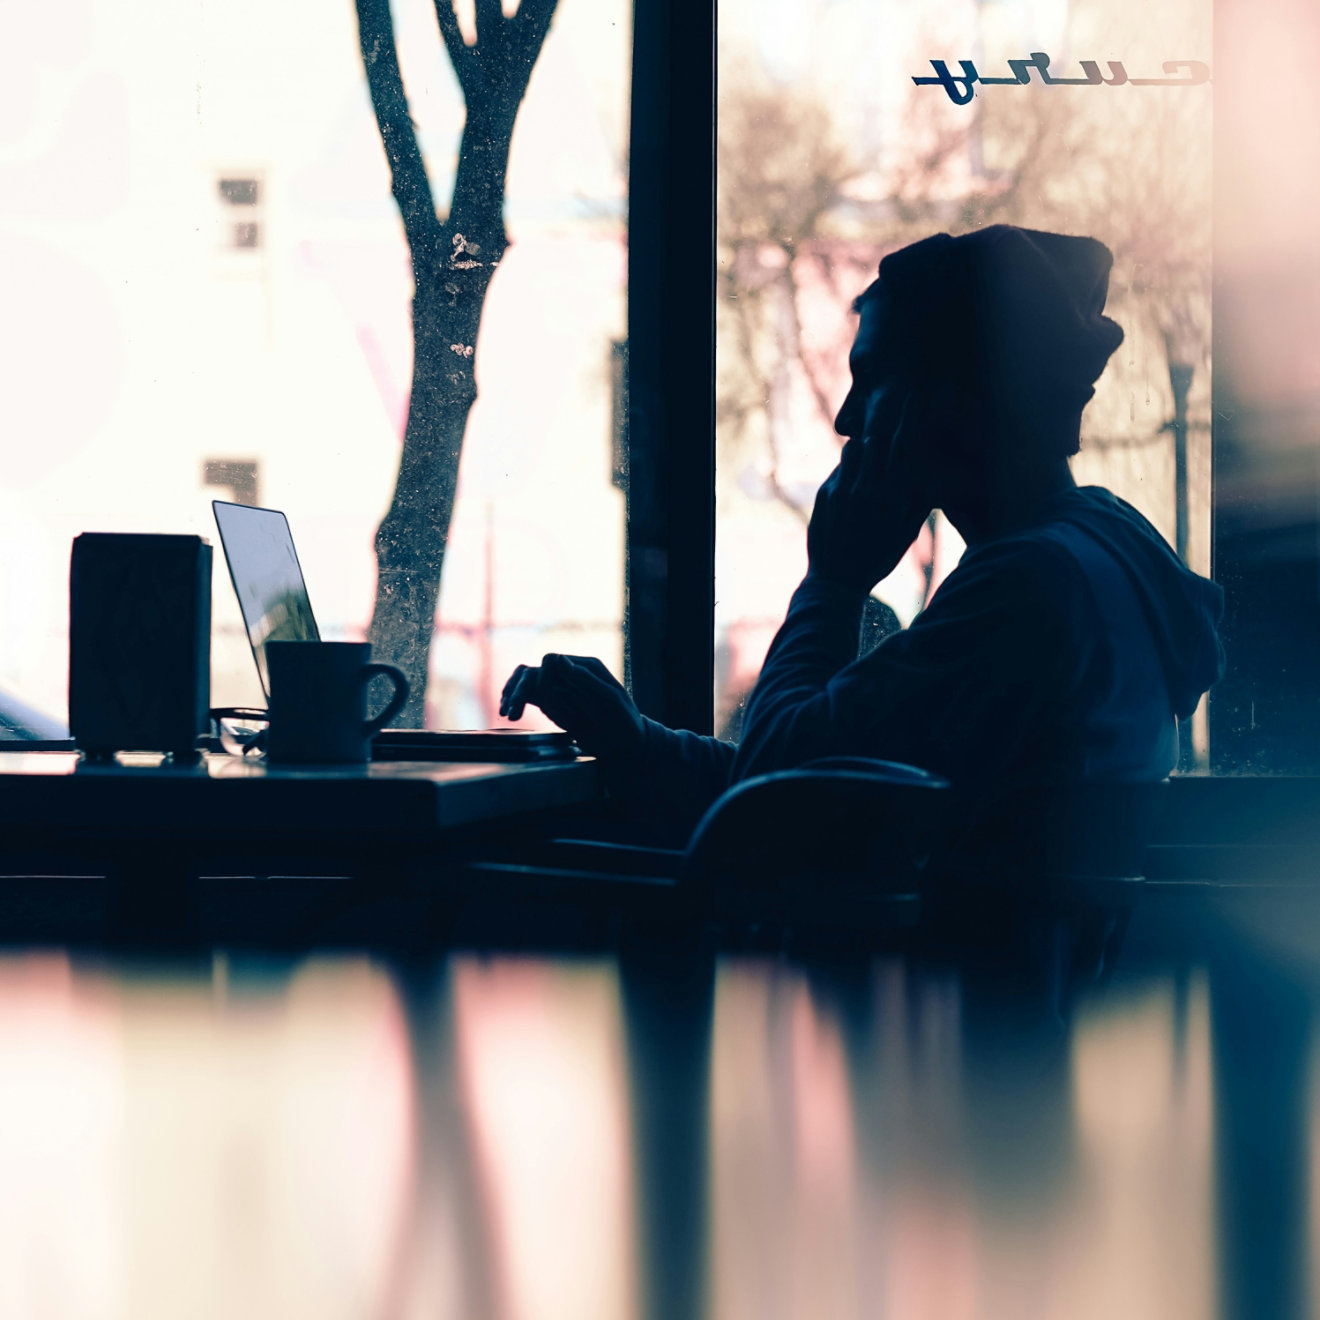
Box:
[356,0,558,727]
[367,226,498,728]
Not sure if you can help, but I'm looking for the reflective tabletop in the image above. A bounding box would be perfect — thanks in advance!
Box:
[0,884,1316,1319]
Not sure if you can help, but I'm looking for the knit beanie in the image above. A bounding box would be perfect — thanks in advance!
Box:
[873,225,1125,455]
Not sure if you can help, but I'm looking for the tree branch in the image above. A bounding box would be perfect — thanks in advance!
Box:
[719,253,810,524]
[433,0,479,98]
[445,0,558,244]
[780,254,842,435]
[356,0,443,263]
[474,0,506,49]
[511,0,557,59]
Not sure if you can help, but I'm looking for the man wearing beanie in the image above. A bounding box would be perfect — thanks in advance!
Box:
[502,226,1225,841]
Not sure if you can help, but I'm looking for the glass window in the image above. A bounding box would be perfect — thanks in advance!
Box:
[1208,0,1320,772]
[0,0,629,731]
[715,0,1212,759]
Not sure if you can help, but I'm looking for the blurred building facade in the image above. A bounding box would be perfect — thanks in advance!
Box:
[0,0,628,728]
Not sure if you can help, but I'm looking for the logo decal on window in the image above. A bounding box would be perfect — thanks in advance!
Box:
[913,54,1211,106]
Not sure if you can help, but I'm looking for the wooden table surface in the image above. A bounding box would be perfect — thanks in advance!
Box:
[0,751,606,946]
[0,750,600,840]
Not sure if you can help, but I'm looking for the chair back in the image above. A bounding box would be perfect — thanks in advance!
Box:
[682,759,951,893]
[680,764,1168,947]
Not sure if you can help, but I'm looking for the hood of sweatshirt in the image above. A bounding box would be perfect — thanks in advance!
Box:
[1049,485,1225,720]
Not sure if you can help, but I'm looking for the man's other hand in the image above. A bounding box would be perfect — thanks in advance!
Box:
[500,654,645,760]
[808,394,933,593]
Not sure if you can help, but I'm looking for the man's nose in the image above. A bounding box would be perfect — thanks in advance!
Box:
[834,390,857,437]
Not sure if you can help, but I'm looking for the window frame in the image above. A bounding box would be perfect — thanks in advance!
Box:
[625,0,718,735]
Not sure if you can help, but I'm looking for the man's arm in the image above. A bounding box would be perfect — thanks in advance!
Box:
[731,543,1083,784]
[730,571,871,779]
[612,717,737,839]
[726,405,934,781]
[500,653,736,841]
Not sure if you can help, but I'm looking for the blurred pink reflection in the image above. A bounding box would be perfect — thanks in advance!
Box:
[710,964,867,1319]
[0,954,414,1320]
[0,954,121,1318]
[452,958,636,1320]
[708,962,1214,1320]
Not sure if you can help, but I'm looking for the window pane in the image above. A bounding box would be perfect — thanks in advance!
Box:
[716,0,1212,752]
[1210,0,1320,772]
[0,0,629,732]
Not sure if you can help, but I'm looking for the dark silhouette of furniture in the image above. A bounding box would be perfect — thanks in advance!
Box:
[0,750,599,946]
[680,759,949,941]
[0,745,1183,954]
[465,761,1169,959]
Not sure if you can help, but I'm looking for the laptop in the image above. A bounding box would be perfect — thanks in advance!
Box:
[211,501,577,761]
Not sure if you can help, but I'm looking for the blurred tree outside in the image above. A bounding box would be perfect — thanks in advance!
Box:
[717,18,1211,586]
[355,0,559,726]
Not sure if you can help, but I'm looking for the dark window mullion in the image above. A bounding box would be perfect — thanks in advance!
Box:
[625,0,717,734]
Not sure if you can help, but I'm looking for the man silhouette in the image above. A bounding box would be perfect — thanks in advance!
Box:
[501,226,1224,839]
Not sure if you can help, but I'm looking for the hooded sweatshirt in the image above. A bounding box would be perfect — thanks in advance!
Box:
[623,486,1224,839]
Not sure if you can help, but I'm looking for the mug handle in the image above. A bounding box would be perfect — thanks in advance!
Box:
[362,663,410,736]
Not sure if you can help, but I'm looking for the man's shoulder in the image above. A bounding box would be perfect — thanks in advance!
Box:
[936,522,1087,607]
[897,540,1086,662]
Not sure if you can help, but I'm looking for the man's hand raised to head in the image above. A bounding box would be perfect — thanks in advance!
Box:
[808,393,935,594]
[500,654,645,761]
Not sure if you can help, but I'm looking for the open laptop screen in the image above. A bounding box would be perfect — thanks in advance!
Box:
[212,501,320,699]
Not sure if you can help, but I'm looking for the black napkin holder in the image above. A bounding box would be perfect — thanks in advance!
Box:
[69,533,212,759]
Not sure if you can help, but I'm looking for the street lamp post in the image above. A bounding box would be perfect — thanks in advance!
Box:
[1164,322,1199,568]
[1164,326,1201,770]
